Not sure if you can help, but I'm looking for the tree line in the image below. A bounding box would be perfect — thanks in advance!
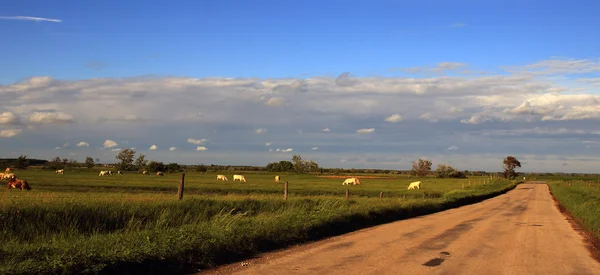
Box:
[2,152,524,179]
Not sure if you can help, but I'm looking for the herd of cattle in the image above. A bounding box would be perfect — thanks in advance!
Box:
[3,168,424,191]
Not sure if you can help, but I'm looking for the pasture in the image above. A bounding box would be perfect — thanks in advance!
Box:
[1,169,518,274]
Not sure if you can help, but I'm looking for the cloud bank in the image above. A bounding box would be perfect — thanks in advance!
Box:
[1,57,600,172]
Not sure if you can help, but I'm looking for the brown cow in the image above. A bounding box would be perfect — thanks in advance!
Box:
[7,178,31,191]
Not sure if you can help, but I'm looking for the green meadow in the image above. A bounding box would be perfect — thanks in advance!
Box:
[1,169,519,274]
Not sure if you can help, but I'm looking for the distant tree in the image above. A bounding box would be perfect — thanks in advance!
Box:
[167,163,180,173]
[147,161,165,172]
[434,164,466,178]
[116,148,136,171]
[411,158,432,177]
[15,155,30,169]
[196,164,208,173]
[292,155,306,174]
[85,157,95,169]
[196,164,207,173]
[62,158,69,169]
[503,156,521,180]
[134,154,148,171]
[306,160,320,173]
[278,160,294,172]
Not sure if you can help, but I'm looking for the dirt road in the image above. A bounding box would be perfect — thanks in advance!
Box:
[201,182,600,275]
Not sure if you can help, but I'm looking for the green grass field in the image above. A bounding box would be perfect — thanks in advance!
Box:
[1,169,519,274]
[547,178,600,240]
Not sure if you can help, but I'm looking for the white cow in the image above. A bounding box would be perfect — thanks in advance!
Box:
[233,174,247,182]
[156,171,164,176]
[108,171,113,175]
[408,181,421,190]
[99,171,109,176]
[142,171,149,175]
[56,169,64,174]
[275,175,280,183]
[118,171,123,175]
[217,175,228,181]
[342,178,361,185]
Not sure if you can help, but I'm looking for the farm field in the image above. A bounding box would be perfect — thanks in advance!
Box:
[1,169,519,274]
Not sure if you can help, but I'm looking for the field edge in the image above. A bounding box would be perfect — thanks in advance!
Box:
[547,184,600,263]
[195,180,522,275]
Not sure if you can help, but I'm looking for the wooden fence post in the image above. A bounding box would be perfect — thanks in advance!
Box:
[379,192,383,200]
[284,181,288,200]
[178,173,185,200]
[462,183,464,189]
[346,189,349,200]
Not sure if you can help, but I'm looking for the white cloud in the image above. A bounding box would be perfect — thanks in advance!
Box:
[385,113,403,123]
[275,148,293,152]
[169,147,177,151]
[312,147,319,150]
[356,128,375,134]
[104,140,118,148]
[54,146,61,150]
[255,128,267,134]
[196,146,207,151]
[420,113,439,122]
[0,129,22,138]
[3,56,600,172]
[265,142,272,146]
[76,141,90,148]
[446,145,458,150]
[264,97,286,106]
[29,111,74,124]
[0,16,62,23]
[149,144,158,150]
[0,112,17,125]
[460,114,492,124]
[111,148,122,152]
[187,138,208,145]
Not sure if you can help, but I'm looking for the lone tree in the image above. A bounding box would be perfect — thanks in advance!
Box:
[85,156,95,169]
[503,156,521,180]
[411,158,432,176]
[15,155,30,169]
[116,148,136,171]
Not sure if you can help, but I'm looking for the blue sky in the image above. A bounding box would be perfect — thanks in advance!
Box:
[1,0,600,172]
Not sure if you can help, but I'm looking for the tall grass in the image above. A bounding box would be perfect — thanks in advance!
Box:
[548,181,600,239]
[0,172,518,274]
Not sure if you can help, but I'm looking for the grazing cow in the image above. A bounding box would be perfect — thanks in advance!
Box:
[233,174,247,182]
[407,181,421,190]
[99,171,110,176]
[275,175,280,183]
[7,178,31,191]
[342,178,361,185]
[2,173,16,180]
[156,171,164,176]
[56,169,64,174]
[142,171,149,175]
[118,171,123,175]
[108,171,113,175]
[217,175,228,181]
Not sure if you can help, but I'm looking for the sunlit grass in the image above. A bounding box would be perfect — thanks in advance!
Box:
[0,170,518,274]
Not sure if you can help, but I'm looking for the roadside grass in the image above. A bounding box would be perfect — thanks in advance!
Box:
[547,180,600,239]
[1,170,518,274]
